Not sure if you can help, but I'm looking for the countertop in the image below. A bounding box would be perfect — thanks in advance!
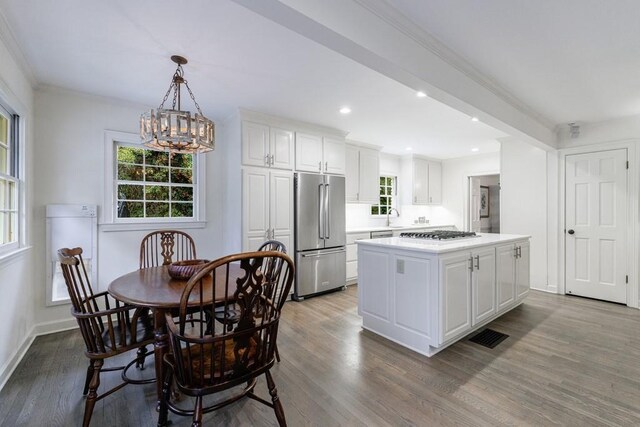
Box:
[346,224,455,234]
[356,233,530,254]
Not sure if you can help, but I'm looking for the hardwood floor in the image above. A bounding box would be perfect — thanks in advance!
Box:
[1,287,639,426]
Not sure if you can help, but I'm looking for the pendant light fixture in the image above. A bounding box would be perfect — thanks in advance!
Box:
[140,55,214,153]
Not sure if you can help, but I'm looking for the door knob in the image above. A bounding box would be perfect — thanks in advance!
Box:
[567,229,575,235]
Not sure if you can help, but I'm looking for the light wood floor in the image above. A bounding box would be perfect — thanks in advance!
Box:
[1,287,639,426]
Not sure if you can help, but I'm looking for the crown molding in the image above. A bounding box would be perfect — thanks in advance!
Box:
[353,0,556,130]
[0,8,38,88]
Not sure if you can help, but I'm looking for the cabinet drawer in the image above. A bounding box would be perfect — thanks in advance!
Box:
[346,243,358,262]
[347,232,369,245]
[346,260,358,281]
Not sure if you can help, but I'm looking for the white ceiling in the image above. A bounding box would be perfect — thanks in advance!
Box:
[388,0,640,125]
[0,0,505,159]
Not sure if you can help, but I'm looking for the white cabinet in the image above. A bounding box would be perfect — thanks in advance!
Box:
[441,246,496,344]
[428,161,442,204]
[345,144,380,203]
[440,252,473,343]
[346,232,369,283]
[471,247,497,325]
[496,241,530,312]
[402,156,442,205]
[413,158,429,204]
[242,121,294,170]
[496,244,517,311]
[242,168,293,252]
[516,241,530,299]
[323,137,346,175]
[295,133,345,175]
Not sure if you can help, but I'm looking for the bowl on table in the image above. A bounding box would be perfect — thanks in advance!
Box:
[167,259,210,280]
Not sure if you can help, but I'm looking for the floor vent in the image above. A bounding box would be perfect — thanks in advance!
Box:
[469,329,509,349]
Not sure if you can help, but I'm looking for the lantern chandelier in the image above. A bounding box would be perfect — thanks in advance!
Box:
[140,55,215,153]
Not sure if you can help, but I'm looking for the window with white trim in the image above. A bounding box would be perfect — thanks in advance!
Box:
[103,131,205,229]
[0,102,20,249]
[115,143,196,219]
[371,175,396,215]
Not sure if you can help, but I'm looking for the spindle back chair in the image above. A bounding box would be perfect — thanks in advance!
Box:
[139,230,197,268]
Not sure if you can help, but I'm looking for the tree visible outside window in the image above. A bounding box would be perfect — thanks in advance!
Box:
[0,103,19,246]
[116,144,195,219]
[371,176,395,215]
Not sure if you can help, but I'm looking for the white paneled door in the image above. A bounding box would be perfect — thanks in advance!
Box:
[565,149,627,304]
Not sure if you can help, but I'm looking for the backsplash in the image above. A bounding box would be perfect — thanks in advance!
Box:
[346,203,456,229]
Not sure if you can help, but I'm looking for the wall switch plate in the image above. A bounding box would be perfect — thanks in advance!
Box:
[396,259,405,274]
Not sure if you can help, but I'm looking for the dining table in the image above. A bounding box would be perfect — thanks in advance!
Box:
[107,263,242,408]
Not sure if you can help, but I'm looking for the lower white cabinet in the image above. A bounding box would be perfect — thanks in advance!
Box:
[346,232,369,283]
[242,168,293,252]
[471,247,497,325]
[440,252,473,343]
[496,241,530,311]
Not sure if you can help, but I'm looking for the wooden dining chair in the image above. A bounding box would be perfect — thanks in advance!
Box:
[213,240,289,362]
[157,251,295,427]
[58,247,156,427]
[139,230,197,268]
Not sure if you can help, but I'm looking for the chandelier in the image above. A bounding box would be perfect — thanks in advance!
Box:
[140,55,214,153]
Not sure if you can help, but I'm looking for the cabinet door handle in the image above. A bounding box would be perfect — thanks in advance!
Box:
[325,161,328,171]
[270,154,274,165]
[265,154,270,166]
[318,161,322,171]
[474,255,480,270]
[469,257,474,271]
[517,246,522,258]
[514,247,518,258]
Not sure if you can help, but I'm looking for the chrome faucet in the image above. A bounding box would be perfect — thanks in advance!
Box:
[386,208,400,227]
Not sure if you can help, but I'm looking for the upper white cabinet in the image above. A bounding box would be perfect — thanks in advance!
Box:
[345,144,379,203]
[401,156,443,205]
[295,133,346,175]
[242,121,294,170]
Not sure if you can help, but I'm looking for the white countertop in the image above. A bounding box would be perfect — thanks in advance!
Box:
[346,224,455,234]
[356,233,530,254]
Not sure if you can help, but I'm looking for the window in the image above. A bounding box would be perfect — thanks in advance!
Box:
[0,102,19,249]
[104,130,205,229]
[115,143,195,219]
[371,176,395,215]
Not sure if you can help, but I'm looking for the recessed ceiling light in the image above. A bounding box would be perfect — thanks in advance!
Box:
[406,147,413,151]
[416,91,427,98]
[339,107,351,114]
[471,116,479,122]
[471,148,480,152]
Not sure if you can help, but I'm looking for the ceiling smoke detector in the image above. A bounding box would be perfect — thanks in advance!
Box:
[568,123,580,139]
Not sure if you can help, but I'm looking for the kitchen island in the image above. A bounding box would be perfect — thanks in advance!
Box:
[357,233,530,356]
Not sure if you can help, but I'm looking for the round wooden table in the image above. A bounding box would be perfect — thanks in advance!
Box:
[108,264,242,408]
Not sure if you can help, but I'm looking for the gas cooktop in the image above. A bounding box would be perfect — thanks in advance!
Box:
[399,230,478,240]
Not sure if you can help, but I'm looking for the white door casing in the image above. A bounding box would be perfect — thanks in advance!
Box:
[469,176,481,232]
[565,149,627,304]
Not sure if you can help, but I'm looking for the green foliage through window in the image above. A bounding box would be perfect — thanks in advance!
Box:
[116,144,195,219]
[371,176,395,216]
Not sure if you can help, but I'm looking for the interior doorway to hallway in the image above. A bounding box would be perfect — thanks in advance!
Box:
[468,174,500,233]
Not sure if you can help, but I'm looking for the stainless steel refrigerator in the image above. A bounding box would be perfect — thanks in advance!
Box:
[294,172,346,300]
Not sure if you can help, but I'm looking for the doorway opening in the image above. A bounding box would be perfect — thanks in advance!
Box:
[468,174,500,233]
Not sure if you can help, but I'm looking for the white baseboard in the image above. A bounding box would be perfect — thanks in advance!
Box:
[0,326,35,393]
[0,318,78,392]
[531,285,558,294]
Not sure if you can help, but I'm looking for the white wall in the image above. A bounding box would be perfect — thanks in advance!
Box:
[440,152,501,230]
[32,86,227,326]
[500,138,549,290]
[0,34,36,389]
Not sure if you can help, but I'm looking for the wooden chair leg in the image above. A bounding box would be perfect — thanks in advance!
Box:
[136,345,148,370]
[157,367,173,427]
[82,360,95,395]
[275,343,281,363]
[83,359,103,427]
[192,395,203,427]
[265,370,286,427]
